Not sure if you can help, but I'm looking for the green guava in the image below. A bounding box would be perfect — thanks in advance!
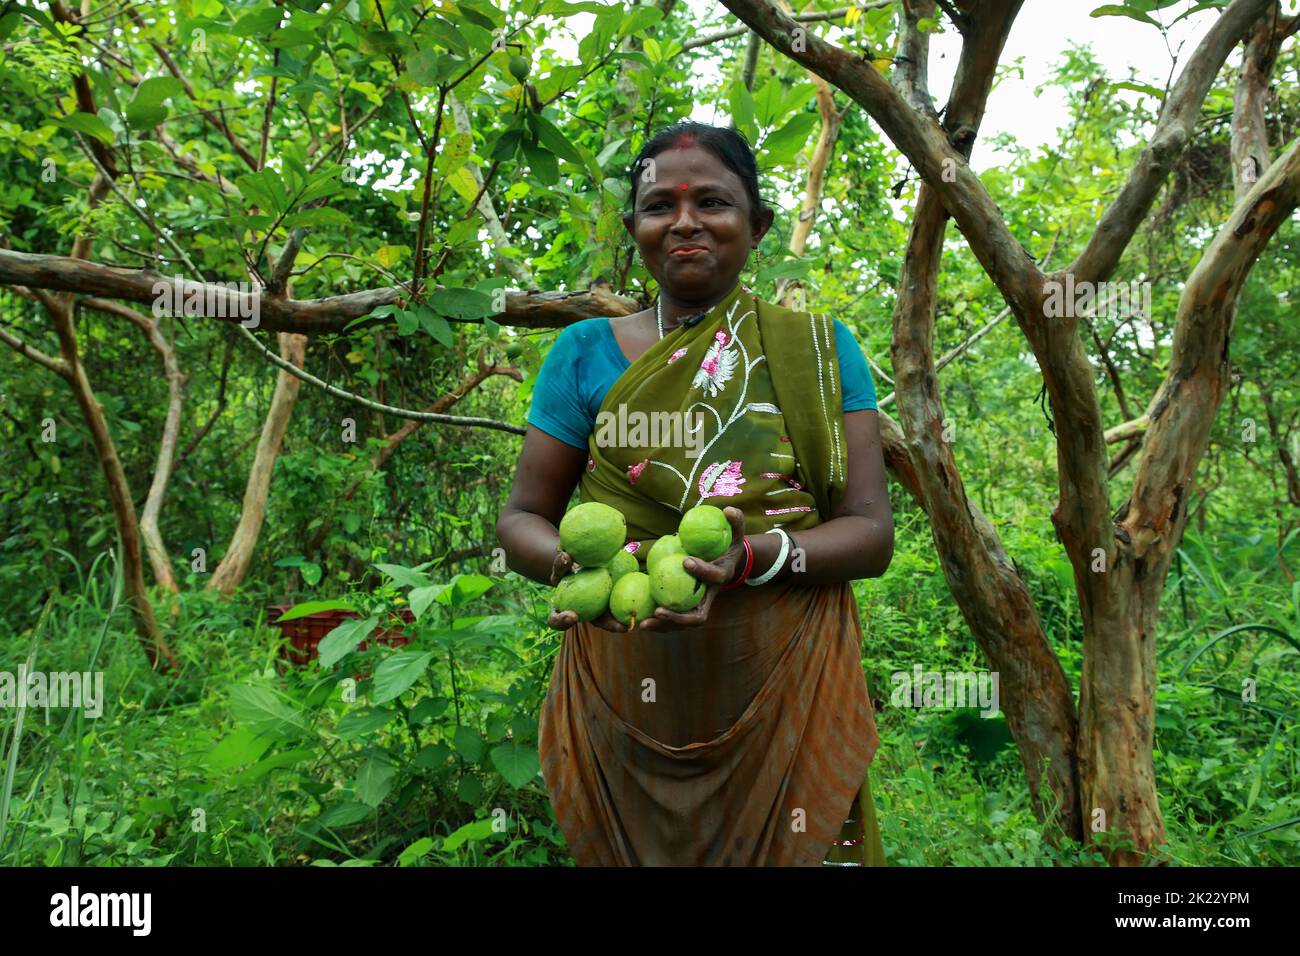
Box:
[508,55,530,82]
[558,502,626,567]
[678,505,731,562]
[604,548,638,583]
[552,567,613,623]
[645,533,685,572]
[609,571,656,628]
[650,555,705,613]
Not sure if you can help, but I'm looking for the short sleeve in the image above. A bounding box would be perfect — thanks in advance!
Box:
[526,325,593,450]
[834,319,878,412]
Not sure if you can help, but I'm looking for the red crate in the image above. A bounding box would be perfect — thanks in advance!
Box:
[268,603,414,668]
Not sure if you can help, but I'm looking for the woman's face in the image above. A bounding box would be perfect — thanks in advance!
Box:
[622,144,773,306]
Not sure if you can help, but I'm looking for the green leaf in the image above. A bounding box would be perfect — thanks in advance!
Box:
[413,741,451,768]
[394,308,419,336]
[53,112,115,145]
[1169,1,1228,25]
[229,684,308,739]
[283,206,351,229]
[776,83,818,125]
[232,748,314,784]
[509,714,539,741]
[408,47,441,86]
[0,12,21,43]
[532,113,583,165]
[417,305,455,347]
[410,697,450,724]
[371,651,435,705]
[398,836,436,866]
[355,754,397,808]
[298,171,345,205]
[729,79,758,144]
[318,801,372,828]
[232,6,285,36]
[424,16,469,55]
[490,741,541,788]
[265,27,318,49]
[204,726,274,771]
[271,598,357,622]
[318,615,379,668]
[441,817,495,851]
[1088,4,1159,26]
[373,562,435,590]
[753,77,786,129]
[336,707,400,740]
[442,573,494,608]
[453,725,483,763]
[458,774,484,804]
[760,111,819,165]
[428,287,493,321]
[409,584,450,621]
[1110,81,1165,99]
[521,139,558,185]
[490,128,524,162]
[128,78,186,124]
[619,5,663,35]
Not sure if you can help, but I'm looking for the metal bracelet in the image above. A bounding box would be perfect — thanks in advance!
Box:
[745,528,791,587]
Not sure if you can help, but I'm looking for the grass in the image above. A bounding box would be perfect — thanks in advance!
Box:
[1,515,1296,866]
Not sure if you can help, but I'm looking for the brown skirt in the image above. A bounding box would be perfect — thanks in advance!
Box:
[538,577,882,866]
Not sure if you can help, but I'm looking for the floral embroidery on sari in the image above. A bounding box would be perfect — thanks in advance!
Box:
[628,459,649,484]
[693,329,739,397]
[667,347,688,364]
[699,459,745,499]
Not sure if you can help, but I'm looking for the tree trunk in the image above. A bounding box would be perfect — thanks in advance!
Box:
[1078,137,1300,864]
[90,300,188,597]
[207,332,308,596]
[48,293,178,671]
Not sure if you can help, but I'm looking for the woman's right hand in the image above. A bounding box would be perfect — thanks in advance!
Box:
[546,549,629,633]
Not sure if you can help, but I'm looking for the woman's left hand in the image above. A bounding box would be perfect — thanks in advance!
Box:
[640,506,747,631]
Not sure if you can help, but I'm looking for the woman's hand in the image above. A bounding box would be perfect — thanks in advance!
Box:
[641,506,747,631]
[546,549,629,633]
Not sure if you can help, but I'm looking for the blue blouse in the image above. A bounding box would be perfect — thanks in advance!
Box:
[527,317,878,450]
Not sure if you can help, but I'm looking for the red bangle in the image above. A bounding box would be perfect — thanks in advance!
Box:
[720,536,754,591]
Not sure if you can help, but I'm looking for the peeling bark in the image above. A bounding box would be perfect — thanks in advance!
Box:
[886,0,1082,839]
[1080,139,1300,865]
[86,298,188,597]
[206,332,309,596]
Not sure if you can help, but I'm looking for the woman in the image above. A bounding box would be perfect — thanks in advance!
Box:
[496,121,894,866]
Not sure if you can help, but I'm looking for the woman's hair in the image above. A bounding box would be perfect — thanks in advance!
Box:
[625,121,774,229]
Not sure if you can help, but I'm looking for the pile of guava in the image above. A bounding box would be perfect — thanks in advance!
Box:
[552,501,733,629]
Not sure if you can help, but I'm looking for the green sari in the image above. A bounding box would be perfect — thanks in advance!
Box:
[538,280,885,865]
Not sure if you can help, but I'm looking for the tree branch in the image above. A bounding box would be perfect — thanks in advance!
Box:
[0,248,641,333]
[1117,136,1300,559]
[1068,0,1273,284]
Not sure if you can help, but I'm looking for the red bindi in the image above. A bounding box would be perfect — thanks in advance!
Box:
[677,182,689,191]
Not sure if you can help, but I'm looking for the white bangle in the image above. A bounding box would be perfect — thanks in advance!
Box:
[746,528,791,586]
